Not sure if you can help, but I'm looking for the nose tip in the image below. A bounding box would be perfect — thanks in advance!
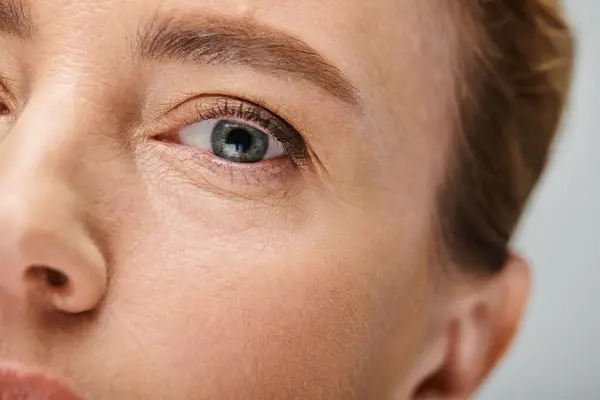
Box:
[0,208,107,314]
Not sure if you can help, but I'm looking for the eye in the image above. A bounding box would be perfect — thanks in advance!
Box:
[155,97,309,167]
[179,119,285,164]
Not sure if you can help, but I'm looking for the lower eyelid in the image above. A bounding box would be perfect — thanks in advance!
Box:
[147,139,298,192]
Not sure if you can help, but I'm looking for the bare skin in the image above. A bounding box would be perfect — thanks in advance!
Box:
[0,0,530,399]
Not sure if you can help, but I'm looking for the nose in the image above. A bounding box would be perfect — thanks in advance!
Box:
[0,198,107,314]
[0,110,107,315]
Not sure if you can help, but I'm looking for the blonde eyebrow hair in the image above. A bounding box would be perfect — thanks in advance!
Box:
[0,0,32,39]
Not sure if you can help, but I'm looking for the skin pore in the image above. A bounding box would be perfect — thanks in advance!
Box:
[0,0,530,399]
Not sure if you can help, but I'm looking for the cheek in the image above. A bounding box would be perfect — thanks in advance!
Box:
[93,200,433,398]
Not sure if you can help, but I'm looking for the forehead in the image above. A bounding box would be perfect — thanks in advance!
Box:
[18,0,458,95]
[27,0,440,33]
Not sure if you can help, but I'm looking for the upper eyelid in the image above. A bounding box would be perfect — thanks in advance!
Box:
[162,95,298,135]
[0,71,26,114]
[0,70,18,90]
[0,75,16,100]
[158,93,291,125]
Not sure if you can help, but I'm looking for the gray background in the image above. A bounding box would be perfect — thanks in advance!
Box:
[479,1,599,399]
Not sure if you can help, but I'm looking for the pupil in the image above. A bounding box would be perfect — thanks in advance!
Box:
[226,129,253,154]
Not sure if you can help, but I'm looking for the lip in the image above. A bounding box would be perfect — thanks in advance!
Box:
[0,364,84,400]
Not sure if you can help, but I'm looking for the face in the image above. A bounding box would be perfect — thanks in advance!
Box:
[0,0,512,399]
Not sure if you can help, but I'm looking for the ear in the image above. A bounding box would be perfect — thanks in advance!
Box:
[412,254,531,400]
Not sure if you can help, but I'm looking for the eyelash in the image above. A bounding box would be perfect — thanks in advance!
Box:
[0,95,9,116]
[0,78,14,116]
[159,97,309,166]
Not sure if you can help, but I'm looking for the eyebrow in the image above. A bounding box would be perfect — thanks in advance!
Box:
[0,6,361,107]
[0,0,32,39]
[137,16,361,107]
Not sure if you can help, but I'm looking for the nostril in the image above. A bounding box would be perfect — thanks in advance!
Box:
[27,266,69,289]
[45,268,69,288]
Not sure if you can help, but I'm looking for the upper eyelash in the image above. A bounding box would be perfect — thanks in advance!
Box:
[0,76,16,115]
[0,93,9,116]
[189,97,309,164]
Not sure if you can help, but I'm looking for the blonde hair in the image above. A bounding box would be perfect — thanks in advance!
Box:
[439,0,575,272]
